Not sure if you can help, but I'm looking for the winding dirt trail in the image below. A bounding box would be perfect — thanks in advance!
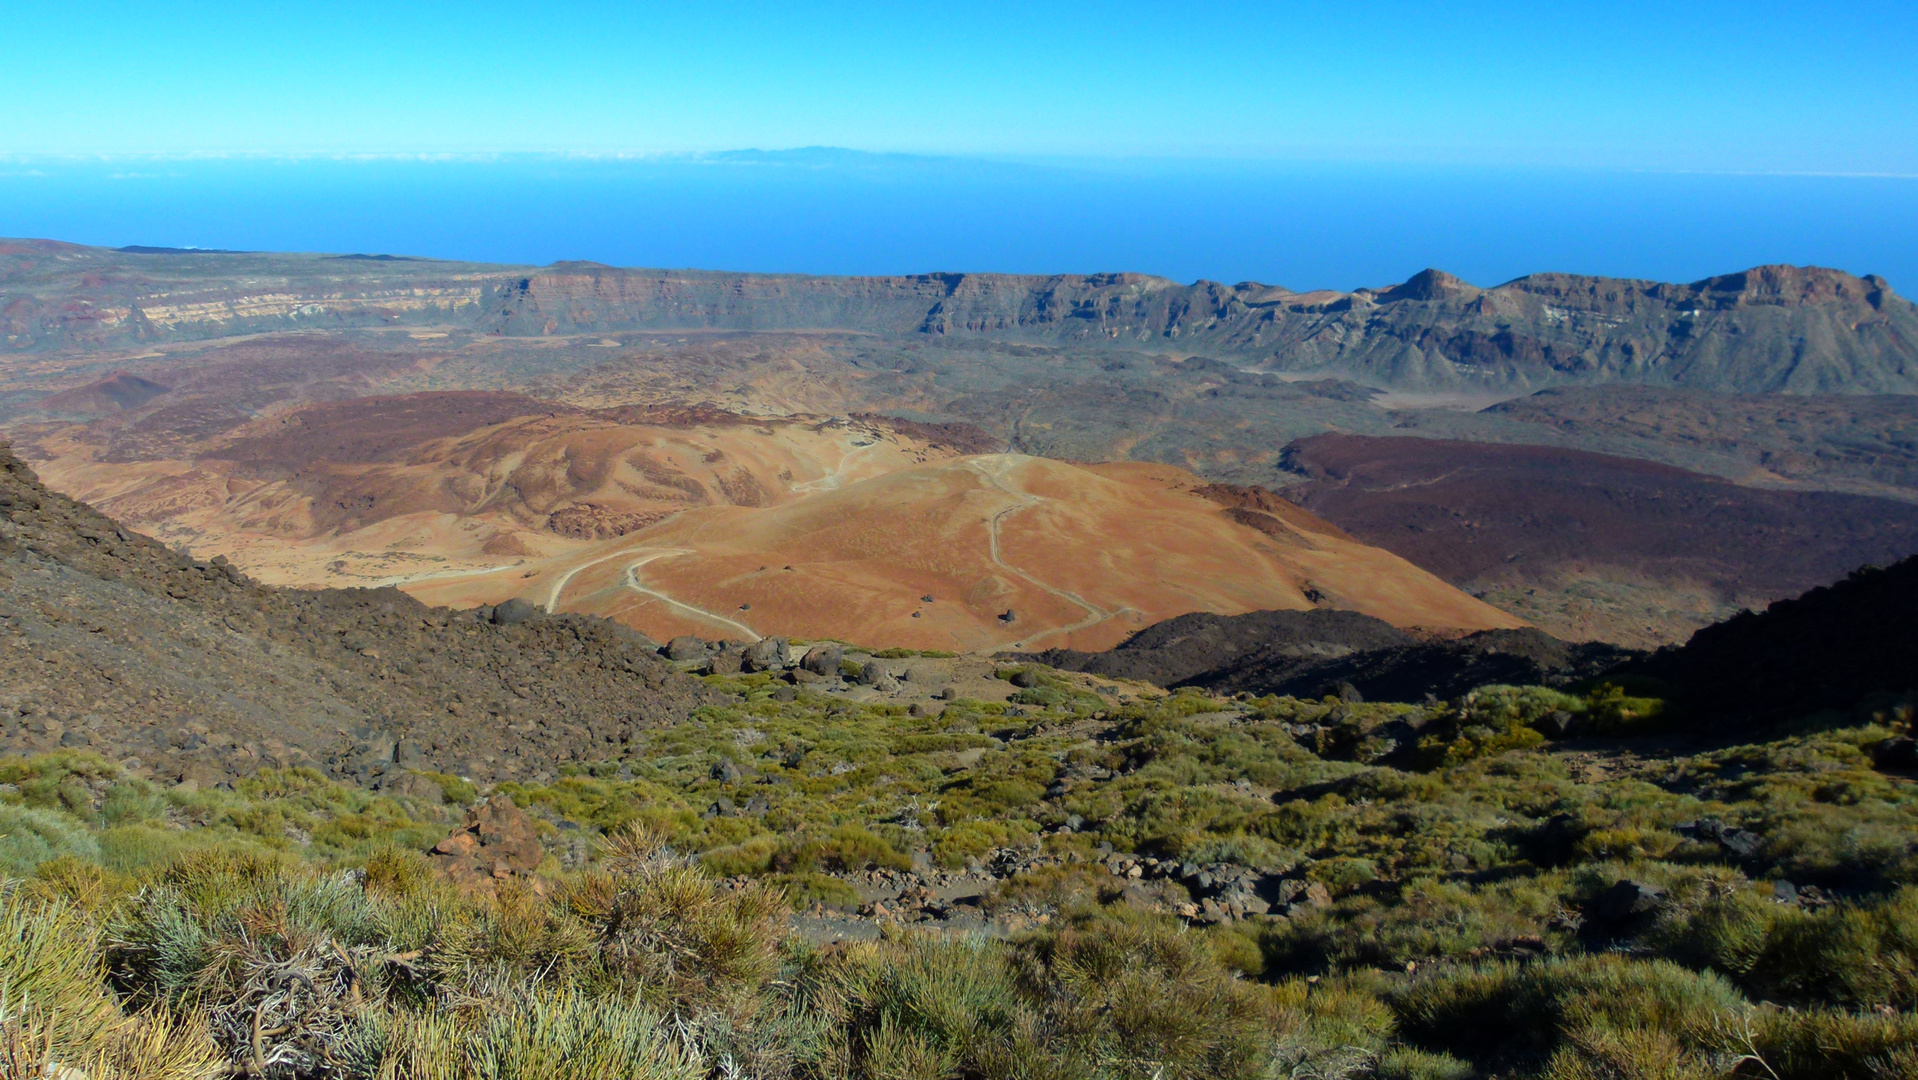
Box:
[789,436,883,494]
[545,544,761,640]
[965,456,1135,647]
[543,550,633,612]
[370,561,526,590]
[621,550,762,640]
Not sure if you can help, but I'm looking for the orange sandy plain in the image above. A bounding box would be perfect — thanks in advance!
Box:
[29,397,1523,651]
[406,453,1521,651]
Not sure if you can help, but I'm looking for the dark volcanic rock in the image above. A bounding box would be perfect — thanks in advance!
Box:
[1031,609,1412,687]
[1592,879,1665,924]
[490,597,540,625]
[857,661,898,691]
[665,635,708,661]
[800,642,844,676]
[1874,737,1918,772]
[1031,608,1633,701]
[741,636,790,673]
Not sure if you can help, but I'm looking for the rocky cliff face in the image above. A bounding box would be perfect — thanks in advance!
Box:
[7,242,1915,393]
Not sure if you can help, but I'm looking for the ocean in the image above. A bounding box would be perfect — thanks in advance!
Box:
[1,150,1913,293]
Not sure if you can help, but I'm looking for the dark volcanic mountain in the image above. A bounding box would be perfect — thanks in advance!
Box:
[1278,433,1918,647]
[5,240,1915,394]
[1028,608,1635,703]
[0,440,715,789]
[1619,554,1918,730]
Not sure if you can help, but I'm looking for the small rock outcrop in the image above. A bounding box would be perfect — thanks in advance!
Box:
[430,795,544,889]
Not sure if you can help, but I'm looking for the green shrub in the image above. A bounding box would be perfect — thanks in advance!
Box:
[775,824,913,874]
[1392,955,1750,1073]
[379,989,702,1080]
[0,887,225,1079]
[1661,885,1918,1010]
[1581,683,1670,737]
[1014,909,1284,1080]
[700,834,779,877]
[0,803,100,873]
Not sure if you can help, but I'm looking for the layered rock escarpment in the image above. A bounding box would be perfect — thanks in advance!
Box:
[7,241,1915,393]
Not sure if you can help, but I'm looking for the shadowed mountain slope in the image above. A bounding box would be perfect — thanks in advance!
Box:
[1028,608,1635,702]
[1620,554,1918,730]
[0,440,717,788]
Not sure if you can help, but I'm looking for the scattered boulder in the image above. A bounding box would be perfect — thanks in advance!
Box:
[741,636,790,673]
[702,649,743,676]
[1538,709,1581,739]
[1008,668,1041,689]
[1592,879,1665,924]
[858,661,898,690]
[430,795,544,889]
[1679,818,1764,859]
[665,635,708,661]
[800,643,845,676]
[491,598,540,625]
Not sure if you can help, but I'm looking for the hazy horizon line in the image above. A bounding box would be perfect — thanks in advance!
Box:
[7,233,1894,296]
[1,148,1915,181]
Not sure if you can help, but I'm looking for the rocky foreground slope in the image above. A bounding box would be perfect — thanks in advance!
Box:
[0,441,715,788]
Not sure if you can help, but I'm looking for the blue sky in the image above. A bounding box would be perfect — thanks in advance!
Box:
[3,3,1914,286]
[6,1,1915,172]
